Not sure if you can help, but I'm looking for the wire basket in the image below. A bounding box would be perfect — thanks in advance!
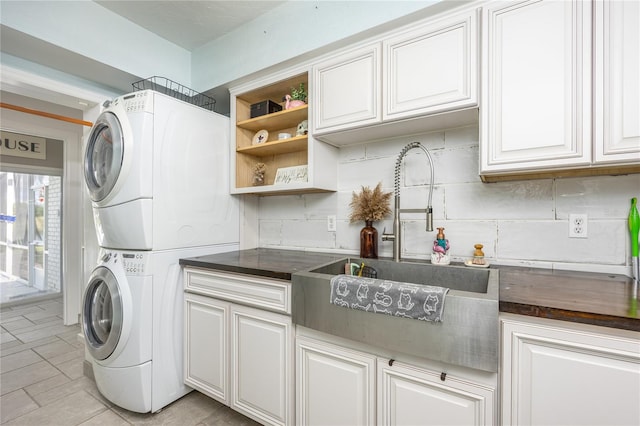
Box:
[131,76,216,112]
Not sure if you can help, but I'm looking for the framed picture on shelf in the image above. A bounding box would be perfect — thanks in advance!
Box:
[274,165,308,184]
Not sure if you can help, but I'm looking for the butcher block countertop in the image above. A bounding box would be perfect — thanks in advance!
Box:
[180,248,639,332]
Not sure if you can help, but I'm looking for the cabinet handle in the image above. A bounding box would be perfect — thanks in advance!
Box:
[440,372,447,381]
[388,359,395,366]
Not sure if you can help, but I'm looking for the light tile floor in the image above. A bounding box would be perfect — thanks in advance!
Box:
[1,298,260,425]
[0,276,60,306]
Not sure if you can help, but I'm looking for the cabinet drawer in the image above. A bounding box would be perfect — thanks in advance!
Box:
[185,268,291,314]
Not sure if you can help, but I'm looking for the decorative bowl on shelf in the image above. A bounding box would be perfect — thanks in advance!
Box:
[252,129,268,145]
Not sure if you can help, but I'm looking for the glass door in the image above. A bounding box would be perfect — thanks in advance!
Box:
[0,172,62,304]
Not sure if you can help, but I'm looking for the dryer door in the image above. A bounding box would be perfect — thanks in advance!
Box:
[84,112,124,203]
[82,265,123,360]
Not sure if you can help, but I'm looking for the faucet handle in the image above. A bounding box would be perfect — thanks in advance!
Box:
[381,227,395,241]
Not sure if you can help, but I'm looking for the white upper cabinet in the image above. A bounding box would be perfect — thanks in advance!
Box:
[312,44,382,134]
[481,0,640,180]
[312,8,479,146]
[594,0,640,164]
[480,0,592,175]
[383,9,478,120]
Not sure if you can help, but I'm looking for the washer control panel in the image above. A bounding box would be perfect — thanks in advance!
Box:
[100,250,149,276]
[121,252,147,275]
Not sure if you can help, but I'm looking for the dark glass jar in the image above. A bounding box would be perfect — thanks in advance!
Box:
[360,220,378,259]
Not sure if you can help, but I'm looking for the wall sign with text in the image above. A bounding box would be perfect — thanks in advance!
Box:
[0,130,47,160]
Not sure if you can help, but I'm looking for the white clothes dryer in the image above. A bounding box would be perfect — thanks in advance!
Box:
[84,90,238,251]
[82,244,236,413]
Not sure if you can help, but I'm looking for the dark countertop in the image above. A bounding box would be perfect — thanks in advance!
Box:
[180,248,640,332]
[180,248,344,281]
[498,266,638,332]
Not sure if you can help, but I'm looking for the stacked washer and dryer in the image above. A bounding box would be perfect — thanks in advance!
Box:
[82,90,239,413]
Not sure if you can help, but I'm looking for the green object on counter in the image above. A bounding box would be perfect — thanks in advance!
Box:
[630,197,639,257]
[629,197,639,317]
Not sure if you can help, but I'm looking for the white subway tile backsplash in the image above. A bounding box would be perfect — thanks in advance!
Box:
[498,220,625,265]
[281,220,335,249]
[364,132,445,159]
[337,157,396,191]
[339,144,366,162]
[446,181,554,220]
[402,220,497,261]
[253,125,636,273]
[394,185,444,216]
[258,220,283,246]
[336,221,362,253]
[555,175,640,219]
[444,125,478,148]
[258,195,306,219]
[438,145,480,184]
[302,193,338,220]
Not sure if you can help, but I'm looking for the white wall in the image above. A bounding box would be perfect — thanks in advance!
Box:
[256,125,640,275]
[0,1,190,89]
[192,0,443,91]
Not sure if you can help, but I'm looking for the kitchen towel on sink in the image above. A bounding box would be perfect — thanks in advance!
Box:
[329,275,449,322]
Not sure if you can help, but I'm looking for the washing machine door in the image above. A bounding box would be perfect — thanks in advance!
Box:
[83,265,124,361]
[84,111,124,203]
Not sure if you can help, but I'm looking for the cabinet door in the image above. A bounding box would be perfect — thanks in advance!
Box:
[481,0,592,174]
[377,359,495,426]
[312,43,381,134]
[296,336,376,426]
[384,9,478,120]
[502,317,640,426]
[594,0,640,164]
[230,304,293,426]
[184,293,229,404]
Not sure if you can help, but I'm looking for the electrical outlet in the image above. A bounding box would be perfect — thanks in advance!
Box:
[569,213,588,238]
[327,215,337,232]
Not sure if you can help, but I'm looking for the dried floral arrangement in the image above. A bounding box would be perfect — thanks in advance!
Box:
[253,162,266,174]
[349,182,392,223]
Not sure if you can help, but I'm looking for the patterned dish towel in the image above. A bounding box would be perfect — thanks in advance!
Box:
[329,275,449,322]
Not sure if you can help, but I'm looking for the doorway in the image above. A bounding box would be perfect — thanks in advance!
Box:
[0,172,62,305]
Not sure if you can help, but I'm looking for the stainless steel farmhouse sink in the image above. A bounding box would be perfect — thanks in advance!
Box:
[292,258,499,372]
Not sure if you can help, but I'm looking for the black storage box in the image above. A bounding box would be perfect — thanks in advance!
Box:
[250,100,282,118]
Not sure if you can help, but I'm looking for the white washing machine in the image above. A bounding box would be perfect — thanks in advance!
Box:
[84,90,238,251]
[82,244,236,413]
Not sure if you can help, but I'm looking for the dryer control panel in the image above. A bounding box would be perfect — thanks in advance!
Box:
[113,90,153,114]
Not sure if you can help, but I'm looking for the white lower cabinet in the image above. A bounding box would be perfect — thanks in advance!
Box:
[296,333,496,426]
[184,293,229,404]
[296,336,376,425]
[377,360,495,426]
[231,304,293,426]
[184,268,293,426]
[501,315,640,426]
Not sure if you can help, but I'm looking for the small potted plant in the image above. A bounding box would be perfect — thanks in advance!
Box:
[349,182,392,258]
[284,83,307,110]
